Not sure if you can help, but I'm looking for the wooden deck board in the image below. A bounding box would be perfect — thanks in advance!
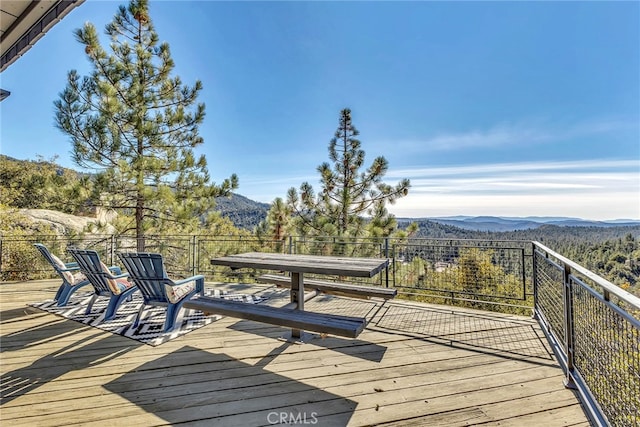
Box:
[0,279,591,426]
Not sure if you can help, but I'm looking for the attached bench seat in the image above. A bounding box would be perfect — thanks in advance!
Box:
[183,295,366,338]
[257,274,397,300]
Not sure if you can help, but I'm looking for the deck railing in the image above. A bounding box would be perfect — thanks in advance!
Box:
[390,238,533,310]
[1,234,638,425]
[533,241,640,427]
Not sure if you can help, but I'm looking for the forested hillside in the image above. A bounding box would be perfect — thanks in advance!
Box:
[405,218,640,251]
[402,219,640,294]
[2,155,638,294]
[0,155,93,214]
[213,194,270,229]
[0,155,267,230]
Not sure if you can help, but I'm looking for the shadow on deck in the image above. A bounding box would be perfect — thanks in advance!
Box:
[0,279,591,426]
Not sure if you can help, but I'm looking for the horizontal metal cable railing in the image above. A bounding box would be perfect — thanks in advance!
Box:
[534,241,640,427]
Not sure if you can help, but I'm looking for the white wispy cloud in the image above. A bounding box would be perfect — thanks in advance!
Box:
[383,117,636,152]
[391,159,639,178]
[386,159,640,220]
[389,159,638,194]
[420,125,548,150]
[240,159,639,220]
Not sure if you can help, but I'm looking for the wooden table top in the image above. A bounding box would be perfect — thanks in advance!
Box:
[210,252,389,278]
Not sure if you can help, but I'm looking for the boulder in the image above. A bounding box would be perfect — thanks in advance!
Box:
[19,209,117,235]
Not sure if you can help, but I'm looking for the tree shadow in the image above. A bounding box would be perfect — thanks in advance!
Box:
[1,330,141,405]
[371,301,557,364]
[104,345,358,426]
[1,312,93,353]
[226,318,389,364]
[0,305,48,324]
[221,292,389,363]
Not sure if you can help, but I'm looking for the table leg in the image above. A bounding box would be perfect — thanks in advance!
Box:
[290,272,304,339]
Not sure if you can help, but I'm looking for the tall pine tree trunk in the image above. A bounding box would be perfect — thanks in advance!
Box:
[136,198,144,252]
[136,136,145,252]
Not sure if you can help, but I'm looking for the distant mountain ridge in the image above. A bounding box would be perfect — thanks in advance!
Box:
[214,193,270,229]
[213,194,640,232]
[3,155,637,232]
[398,215,640,232]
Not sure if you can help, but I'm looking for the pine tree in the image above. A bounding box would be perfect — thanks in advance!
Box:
[255,197,292,252]
[0,155,92,214]
[54,0,237,250]
[287,108,411,238]
[256,198,292,241]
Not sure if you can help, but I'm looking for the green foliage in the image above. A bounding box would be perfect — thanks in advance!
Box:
[0,155,93,214]
[392,244,530,315]
[287,108,414,240]
[256,197,292,249]
[214,194,270,230]
[407,220,640,297]
[539,231,640,295]
[53,0,237,249]
[0,208,62,281]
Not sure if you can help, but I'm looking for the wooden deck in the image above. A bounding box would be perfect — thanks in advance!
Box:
[1,279,591,426]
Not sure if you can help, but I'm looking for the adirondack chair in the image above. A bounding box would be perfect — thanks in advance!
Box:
[33,243,91,306]
[67,248,138,321]
[117,252,205,332]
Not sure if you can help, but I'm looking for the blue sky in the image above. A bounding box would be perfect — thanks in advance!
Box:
[1,1,638,220]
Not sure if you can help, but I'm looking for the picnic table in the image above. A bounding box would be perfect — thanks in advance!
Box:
[185,252,391,341]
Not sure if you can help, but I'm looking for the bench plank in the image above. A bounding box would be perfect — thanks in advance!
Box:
[258,274,397,300]
[183,295,366,338]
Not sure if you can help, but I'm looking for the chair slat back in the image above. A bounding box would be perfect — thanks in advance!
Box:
[34,243,63,274]
[67,248,112,293]
[118,252,169,303]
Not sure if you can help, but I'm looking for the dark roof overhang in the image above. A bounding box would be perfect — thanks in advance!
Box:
[1,0,84,100]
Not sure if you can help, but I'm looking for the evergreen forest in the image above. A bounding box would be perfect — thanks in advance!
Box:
[1,154,638,297]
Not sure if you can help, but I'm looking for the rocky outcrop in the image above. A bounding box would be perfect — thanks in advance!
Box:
[19,209,117,235]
